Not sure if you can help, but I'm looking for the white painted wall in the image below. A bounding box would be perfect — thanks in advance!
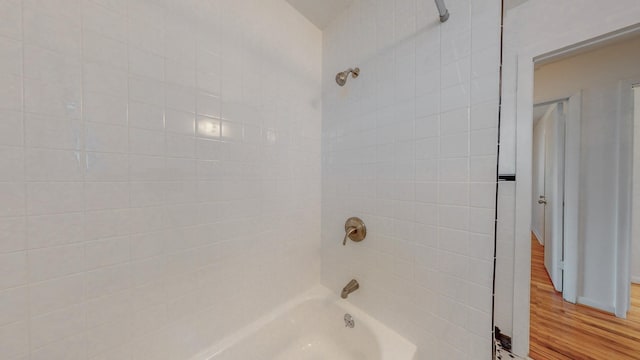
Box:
[321,0,501,358]
[0,1,322,359]
[633,86,640,284]
[531,109,548,244]
[498,0,640,355]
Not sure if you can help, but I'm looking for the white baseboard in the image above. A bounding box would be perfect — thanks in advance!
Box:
[577,296,616,314]
[531,229,544,245]
[632,276,640,284]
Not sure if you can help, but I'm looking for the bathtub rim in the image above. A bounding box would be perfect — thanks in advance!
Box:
[190,284,417,360]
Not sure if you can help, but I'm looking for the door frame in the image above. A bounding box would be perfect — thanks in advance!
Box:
[632,84,640,286]
[562,93,582,304]
[615,78,640,317]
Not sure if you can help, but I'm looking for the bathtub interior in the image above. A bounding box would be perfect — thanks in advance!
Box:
[211,299,381,360]
[192,286,416,360]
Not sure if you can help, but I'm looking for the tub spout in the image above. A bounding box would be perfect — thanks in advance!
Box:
[341,279,359,299]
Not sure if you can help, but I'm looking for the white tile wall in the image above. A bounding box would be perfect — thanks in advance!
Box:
[321,0,500,359]
[0,0,321,359]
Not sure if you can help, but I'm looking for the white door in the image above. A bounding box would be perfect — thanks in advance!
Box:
[543,103,565,292]
[532,112,547,245]
[632,85,640,285]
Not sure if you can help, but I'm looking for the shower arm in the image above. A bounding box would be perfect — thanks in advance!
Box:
[434,0,450,23]
[343,68,359,79]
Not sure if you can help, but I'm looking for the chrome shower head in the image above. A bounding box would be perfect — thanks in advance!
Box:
[336,67,360,87]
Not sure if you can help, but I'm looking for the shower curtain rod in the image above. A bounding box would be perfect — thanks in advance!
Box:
[434,0,450,22]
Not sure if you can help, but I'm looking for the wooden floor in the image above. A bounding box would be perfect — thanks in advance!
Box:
[529,234,640,359]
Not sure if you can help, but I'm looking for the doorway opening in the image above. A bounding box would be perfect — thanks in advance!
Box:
[527,33,640,359]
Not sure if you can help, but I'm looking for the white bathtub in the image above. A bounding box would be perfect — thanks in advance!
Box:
[191,285,417,360]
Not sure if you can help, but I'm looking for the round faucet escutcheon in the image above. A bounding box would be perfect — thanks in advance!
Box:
[343,217,366,246]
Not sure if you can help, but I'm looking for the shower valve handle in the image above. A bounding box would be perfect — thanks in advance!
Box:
[343,227,357,246]
[342,217,366,246]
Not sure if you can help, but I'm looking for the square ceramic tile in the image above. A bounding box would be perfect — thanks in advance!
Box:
[0,251,28,290]
[0,183,26,217]
[27,213,85,249]
[0,0,23,40]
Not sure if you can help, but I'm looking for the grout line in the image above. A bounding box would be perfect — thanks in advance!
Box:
[18,0,34,357]
[492,0,507,358]
[80,0,89,344]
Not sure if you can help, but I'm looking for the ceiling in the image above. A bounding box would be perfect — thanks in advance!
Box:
[504,0,530,11]
[287,0,528,29]
[285,0,354,29]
